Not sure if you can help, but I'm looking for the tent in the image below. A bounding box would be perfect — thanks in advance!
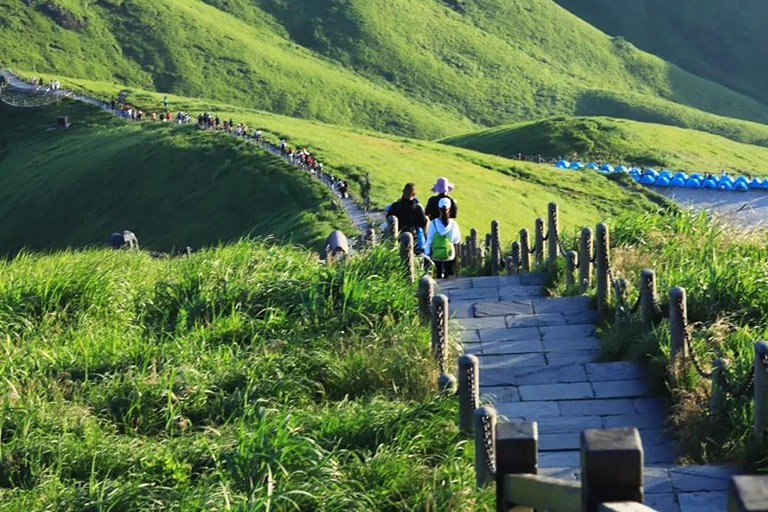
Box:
[684,178,701,189]
[643,168,658,177]
[702,178,717,189]
[673,172,688,181]
[555,160,570,169]
[586,162,599,169]
[655,176,671,187]
[599,164,614,173]
[659,169,673,179]
[719,181,734,191]
[570,161,584,169]
[616,165,628,173]
[639,175,656,185]
[690,173,703,180]
[670,177,686,187]
[734,182,749,192]
[750,177,764,189]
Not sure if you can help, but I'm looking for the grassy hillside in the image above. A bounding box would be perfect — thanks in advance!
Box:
[3,0,768,140]
[441,116,768,174]
[0,242,492,509]
[0,101,350,255]
[554,0,768,107]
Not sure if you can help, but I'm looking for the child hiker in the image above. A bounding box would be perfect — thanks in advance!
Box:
[424,197,461,278]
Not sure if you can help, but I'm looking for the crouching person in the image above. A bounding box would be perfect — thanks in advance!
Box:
[320,230,349,264]
[109,230,139,250]
[424,198,461,278]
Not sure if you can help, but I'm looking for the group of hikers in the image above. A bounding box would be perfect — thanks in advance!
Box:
[387,177,460,279]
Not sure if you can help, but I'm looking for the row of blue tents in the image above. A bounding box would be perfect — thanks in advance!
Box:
[554,160,767,191]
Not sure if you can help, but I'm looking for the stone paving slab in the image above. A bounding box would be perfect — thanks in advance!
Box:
[539,432,580,450]
[519,382,594,401]
[448,286,502,301]
[532,296,592,314]
[437,279,474,291]
[563,309,599,325]
[459,330,480,342]
[644,492,680,512]
[540,324,596,339]
[480,339,545,355]
[495,400,560,418]
[558,398,637,416]
[479,386,520,403]
[505,313,566,327]
[538,450,580,468]
[645,444,680,464]
[453,316,508,331]
[477,353,547,369]
[585,360,648,381]
[520,273,548,286]
[477,326,540,342]
[448,300,476,319]
[632,398,668,416]
[592,379,651,398]
[478,367,517,387]
[474,300,533,317]
[602,412,667,429]
[472,276,522,288]
[668,465,737,492]
[512,363,589,385]
[678,491,727,512]
[499,285,544,300]
[542,336,600,351]
[546,350,600,365]
[533,415,603,433]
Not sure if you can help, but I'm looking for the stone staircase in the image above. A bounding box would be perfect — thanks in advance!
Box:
[439,274,737,512]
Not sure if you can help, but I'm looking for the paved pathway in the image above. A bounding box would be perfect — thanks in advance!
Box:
[440,274,736,512]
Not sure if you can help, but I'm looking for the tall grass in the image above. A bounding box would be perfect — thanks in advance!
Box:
[592,209,768,469]
[0,240,492,510]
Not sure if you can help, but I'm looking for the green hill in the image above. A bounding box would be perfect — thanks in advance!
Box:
[3,0,768,140]
[441,116,768,174]
[554,0,768,108]
[0,100,350,255]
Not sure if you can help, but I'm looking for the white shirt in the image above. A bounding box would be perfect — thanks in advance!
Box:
[425,218,461,260]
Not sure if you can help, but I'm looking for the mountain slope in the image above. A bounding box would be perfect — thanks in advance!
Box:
[554,0,768,108]
[2,0,768,140]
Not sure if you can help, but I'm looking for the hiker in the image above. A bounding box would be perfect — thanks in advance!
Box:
[424,198,461,279]
[109,230,139,250]
[388,182,427,238]
[425,177,458,220]
[319,230,349,263]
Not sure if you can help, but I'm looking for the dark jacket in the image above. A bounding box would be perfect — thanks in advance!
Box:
[388,198,427,233]
[425,194,458,220]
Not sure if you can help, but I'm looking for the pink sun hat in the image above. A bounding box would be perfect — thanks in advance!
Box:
[431,177,455,193]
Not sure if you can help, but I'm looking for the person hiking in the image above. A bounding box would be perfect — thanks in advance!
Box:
[319,230,349,263]
[109,230,139,250]
[388,182,427,240]
[424,198,461,279]
[425,177,458,220]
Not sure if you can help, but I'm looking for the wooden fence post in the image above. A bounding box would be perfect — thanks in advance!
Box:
[418,276,435,324]
[639,269,657,331]
[496,422,538,512]
[595,223,611,317]
[510,242,521,275]
[491,220,500,276]
[431,294,449,376]
[547,202,559,273]
[669,287,688,369]
[399,231,415,283]
[729,475,768,511]
[534,218,544,266]
[458,354,479,431]
[519,229,531,272]
[474,405,497,488]
[710,358,729,414]
[470,228,478,267]
[565,250,577,288]
[388,215,399,239]
[364,227,376,246]
[754,341,768,436]
[581,428,643,512]
[579,227,593,292]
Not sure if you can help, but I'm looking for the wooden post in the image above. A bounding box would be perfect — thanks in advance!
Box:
[474,405,497,488]
[388,215,399,239]
[754,341,768,436]
[595,223,611,317]
[431,294,449,375]
[519,229,531,272]
[510,242,521,275]
[669,287,688,368]
[534,218,544,266]
[581,428,644,512]
[470,228,478,266]
[399,231,415,283]
[364,227,376,246]
[579,227,593,292]
[710,358,729,414]
[547,202,559,273]
[565,250,577,288]
[639,269,657,331]
[458,354,479,431]
[496,422,538,512]
[491,220,500,276]
[418,276,435,324]
[614,277,627,325]
[505,256,514,276]
[729,475,768,511]
[438,373,457,394]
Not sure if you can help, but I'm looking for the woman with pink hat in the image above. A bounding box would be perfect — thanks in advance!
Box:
[425,177,458,220]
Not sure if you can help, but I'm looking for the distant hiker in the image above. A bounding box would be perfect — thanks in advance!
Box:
[109,230,139,250]
[163,95,168,108]
[388,182,427,237]
[425,177,458,220]
[319,230,349,263]
[425,198,461,279]
[110,98,116,110]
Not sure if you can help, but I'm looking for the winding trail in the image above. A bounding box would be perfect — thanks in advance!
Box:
[0,69,382,235]
[440,274,737,512]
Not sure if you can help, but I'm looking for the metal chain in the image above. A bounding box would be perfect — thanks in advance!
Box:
[684,328,712,379]
[480,414,497,476]
[557,236,568,257]
[718,365,755,398]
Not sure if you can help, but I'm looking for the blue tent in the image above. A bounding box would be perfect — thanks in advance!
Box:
[643,168,658,177]
[734,176,749,186]
[734,182,749,192]
[702,178,717,189]
[639,175,656,185]
[750,177,764,189]
[586,162,599,169]
[655,176,671,187]
[670,177,686,187]
[616,165,628,173]
[570,161,584,170]
[630,172,641,182]
[684,178,701,189]
[555,160,570,169]
[673,172,688,181]
[719,181,734,191]
[690,173,703,180]
[599,164,614,173]
[659,169,673,179]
